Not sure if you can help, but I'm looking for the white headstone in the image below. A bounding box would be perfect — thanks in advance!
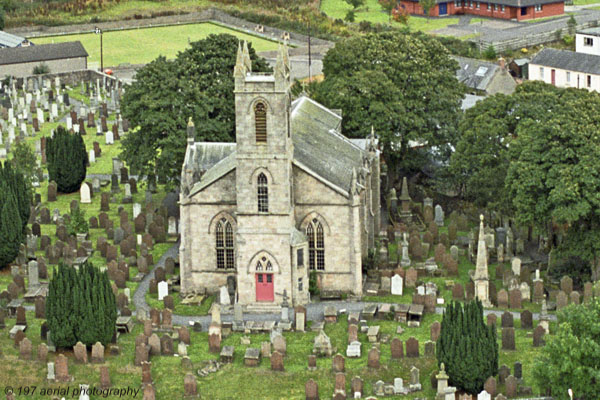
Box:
[346,341,361,358]
[105,130,114,145]
[434,204,444,226]
[477,390,491,400]
[219,286,230,305]
[158,281,168,301]
[133,203,142,219]
[124,288,131,302]
[66,117,72,130]
[80,183,91,204]
[177,342,188,357]
[28,260,39,288]
[51,103,58,119]
[394,378,404,394]
[88,149,95,163]
[391,274,403,295]
[511,257,521,276]
[47,362,55,381]
[79,384,90,400]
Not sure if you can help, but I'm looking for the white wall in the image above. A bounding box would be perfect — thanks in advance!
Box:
[529,63,600,92]
[576,34,600,56]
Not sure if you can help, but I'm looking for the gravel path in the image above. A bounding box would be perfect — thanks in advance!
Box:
[131,243,556,331]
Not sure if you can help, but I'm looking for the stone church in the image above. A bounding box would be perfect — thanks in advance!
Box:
[179,42,380,308]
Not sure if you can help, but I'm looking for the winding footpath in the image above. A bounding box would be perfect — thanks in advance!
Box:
[132,242,556,331]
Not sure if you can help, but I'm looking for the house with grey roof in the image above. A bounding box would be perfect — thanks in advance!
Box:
[529,47,600,91]
[453,56,517,96]
[0,31,30,48]
[0,41,88,78]
[179,43,380,307]
[576,27,600,57]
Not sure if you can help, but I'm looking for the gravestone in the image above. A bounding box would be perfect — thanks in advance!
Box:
[305,379,319,400]
[406,337,419,357]
[560,275,573,295]
[498,289,508,308]
[184,373,197,397]
[158,281,168,301]
[520,310,532,329]
[501,311,514,328]
[271,350,284,371]
[80,183,91,204]
[502,328,515,351]
[367,347,380,368]
[332,354,345,372]
[56,354,71,382]
[91,342,104,363]
[556,290,568,310]
[47,181,57,202]
[505,375,517,398]
[533,325,545,347]
[509,289,522,309]
[390,338,403,359]
[484,376,496,397]
[430,321,441,341]
[391,274,403,295]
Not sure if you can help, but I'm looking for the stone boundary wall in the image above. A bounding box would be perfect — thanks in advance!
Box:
[13,69,117,90]
[474,21,596,52]
[9,8,332,50]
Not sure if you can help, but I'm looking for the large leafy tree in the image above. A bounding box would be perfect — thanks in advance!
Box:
[46,126,88,193]
[313,31,464,186]
[533,299,600,399]
[506,83,600,268]
[437,300,498,394]
[120,34,270,189]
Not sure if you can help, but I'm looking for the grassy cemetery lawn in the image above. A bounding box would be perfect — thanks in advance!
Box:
[320,0,459,32]
[31,22,280,68]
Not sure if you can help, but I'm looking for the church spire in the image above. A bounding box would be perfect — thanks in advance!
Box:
[274,43,290,88]
[242,40,252,73]
[234,41,246,78]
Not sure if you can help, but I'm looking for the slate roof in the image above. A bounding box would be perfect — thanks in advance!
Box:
[403,0,560,5]
[0,31,27,48]
[291,96,364,193]
[186,96,368,197]
[453,56,500,92]
[0,41,88,66]
[578,27,600,37]
[530,47,600,75]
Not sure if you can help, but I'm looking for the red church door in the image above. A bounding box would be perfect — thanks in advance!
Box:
[256,273,274,302]
[551,69,556,85]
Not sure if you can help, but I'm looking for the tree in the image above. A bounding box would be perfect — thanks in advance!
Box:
[313,31,464,187]
[46,125,87,193]
[506,83,600,269]
[420,0,436,17]
[0,160,30,232]
[0,6,5,31]
[567,14,577,35]
[120,34,270,189]
[46,262,116,348]
[10,140,38,191]
[345,0,365,9]
[436,300,498,394]
[449,93,514,211]
[32,63,50,75]
[392,6,410,24]
[66,206,89,237]
[0,183,22,269]
[533,299,600,398]
[379,0,397,22]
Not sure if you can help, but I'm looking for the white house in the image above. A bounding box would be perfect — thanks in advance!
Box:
[529,47,600,92]
[575,27,600,56]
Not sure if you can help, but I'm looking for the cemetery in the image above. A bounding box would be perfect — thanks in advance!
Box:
[0,3,599,400]
[0,66,587,400]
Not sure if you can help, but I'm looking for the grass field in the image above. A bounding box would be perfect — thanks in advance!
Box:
[31,22,280,67]
[320,0,459,32]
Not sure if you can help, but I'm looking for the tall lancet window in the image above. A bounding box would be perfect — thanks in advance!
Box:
[255,102,267,143]
[257,173,269,212]
[306,219,325,270]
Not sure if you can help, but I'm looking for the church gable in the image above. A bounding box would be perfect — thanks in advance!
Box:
[293,165,348,205]
[189,169,236,204]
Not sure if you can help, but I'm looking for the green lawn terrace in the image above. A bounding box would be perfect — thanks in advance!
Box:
[31,22,281,68]
[320,0,460,32]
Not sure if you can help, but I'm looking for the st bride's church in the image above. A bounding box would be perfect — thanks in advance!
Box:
[179,42,380,308]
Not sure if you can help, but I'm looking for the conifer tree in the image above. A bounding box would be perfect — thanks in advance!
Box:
[46,126,88,193]
[436,300,498,394]
[0,184,23,268]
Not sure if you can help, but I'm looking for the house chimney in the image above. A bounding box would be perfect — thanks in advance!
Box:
[498,57,506,69]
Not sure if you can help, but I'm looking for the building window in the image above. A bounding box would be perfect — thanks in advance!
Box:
[494,3,498,10]
[566,71,571,83]
[298,278,303,292]
[256,256,273,271]
[540,67,544,78]
[257,173,268,212]
[455,0,460,6]
[585,37,594,46]
[535,4,542,11]
[216,218,234,269]
[588,75,592,88]
[297,248,304,267]
[476,2,480,8]
[469,1,473,7]
[487,2,491,9]
[306,219,325,271]
[501,4,505,11]
[255,102,267,143]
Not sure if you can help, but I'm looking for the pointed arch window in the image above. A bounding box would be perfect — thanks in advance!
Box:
[216,218,235,269]
[257,173,268,212]
[306,218,325,270]
[255,102,267,143]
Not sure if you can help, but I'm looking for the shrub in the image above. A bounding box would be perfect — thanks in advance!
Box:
[437,300,498,394]
[32,63,50,75]
[483,44,497,60]
[46,125,88,193]
[66,206,89,236]
[46,262,117,348]
[309,270,320,297]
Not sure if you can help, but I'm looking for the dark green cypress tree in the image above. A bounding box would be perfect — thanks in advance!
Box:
[46,126,88,193]
[46,264,78,348]
[0,184,22,268]
[436,299,499,394]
